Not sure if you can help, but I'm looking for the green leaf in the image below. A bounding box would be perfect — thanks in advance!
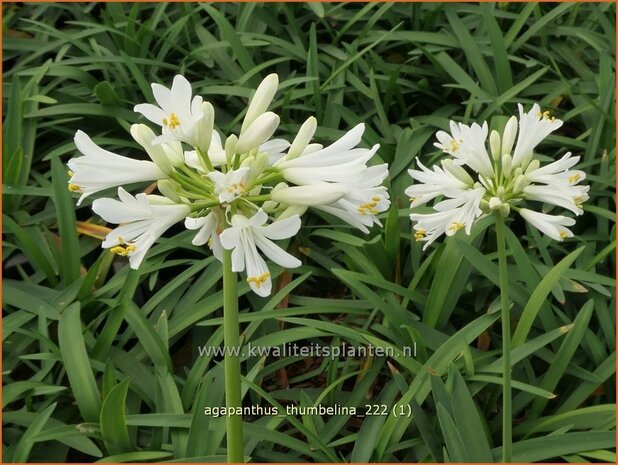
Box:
[100,379,132,455]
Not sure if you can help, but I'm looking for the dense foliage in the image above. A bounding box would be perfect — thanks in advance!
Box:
[3,2,616,462]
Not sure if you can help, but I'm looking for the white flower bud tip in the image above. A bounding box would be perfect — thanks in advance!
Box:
[490,130,501,161]
[241,74,279,133]
[287,116,317,160]
[271,183,348,206]
[501,153,513,178]
[501,116,518,157]
[236,112,280,154]
[488,197,503,210]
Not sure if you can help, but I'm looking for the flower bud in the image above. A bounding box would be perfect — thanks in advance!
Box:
[501,153,513,178]
[287,117,317,160]
[196,101,215,154]
[488,196,503,210]
[157,179,182,202]
[225,134,238,166]
[525,159,540,175]
[490,130,501,161]
[278,204,308,220]
[442,159,473,185]
[496,186,506,197]
[272,183,348,206]
[131,124,174,173]
[241,74,279,133]
[499,203,511,217]
[513,174,528,194]
[236,112,280,154]
[501,116,517,157]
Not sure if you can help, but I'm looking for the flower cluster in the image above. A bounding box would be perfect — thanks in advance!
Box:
[69,75,389,296]
[407,104,588,249]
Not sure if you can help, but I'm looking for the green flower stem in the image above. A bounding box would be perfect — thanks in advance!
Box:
[222,248,244,463]
[197,147,215,172]
[495,213,512,463]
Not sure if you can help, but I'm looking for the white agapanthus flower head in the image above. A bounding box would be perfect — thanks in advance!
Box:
[68,73,389,296]
[407,103,588,250]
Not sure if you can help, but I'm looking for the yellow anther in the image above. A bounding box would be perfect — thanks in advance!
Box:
[111,244,136,257]
[358,201,379,215]
[573,195,584,207]
[68,170,74,177]
[163,112,181,129]
[68,183,82,192]
[225,182,246,193]
[568,173,581,184]
[409,197,416,203]
[559,230,569,239]
[448,139,459,152]
[247,272,270,288]
[538,110,552,121]
[414,229,426,241]
[371,196,381,202]
[448,222,465,232]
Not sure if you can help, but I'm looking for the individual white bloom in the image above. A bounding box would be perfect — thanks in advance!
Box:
[68,130,166,206]
[519,208,575,241]
[271,183,348,206]
[133,74,204,146]
[434,121,494,177]
[207,167,252,204]
[93,187,190,269]
[241,74,279,133]
[130,124,183,173]
[410,187,485,250]
[315,184,390,233]
[512,103,563,168]
[236,112,280,154]
[405,159,473,208]
[523,184,589,216]
[219,209,301,297]
[275,124,378,185]
[185,212,223,261]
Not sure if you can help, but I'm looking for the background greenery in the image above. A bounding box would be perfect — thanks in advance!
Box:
[2,2,616,462]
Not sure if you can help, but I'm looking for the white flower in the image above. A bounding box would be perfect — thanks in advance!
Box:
[410,187,485,250]
[405,159,473,208]
[512,103,563,168]
[409,103,587,247]
[519,208,575,241]
[185,212,223,261]
[207,167,252,204]
[273,123,390,233]
[93,187,190,269]
[134,74,204,147]
[275,123,376,184]
[434,121,494,177]
[219,209,301,297]
[68,130,166,206]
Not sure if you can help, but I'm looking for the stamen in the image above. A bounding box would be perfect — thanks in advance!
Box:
[111,244,136,256]
[414,228,426,241]
[568,173,581,184]
[163,112,181,129]
[247,271,270,288]
[68,170,74,177]
[559,230,569,239]
[448,222,465,232]
[573,195,584,207]
[68,183,82,192]
[358,200,379,215]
